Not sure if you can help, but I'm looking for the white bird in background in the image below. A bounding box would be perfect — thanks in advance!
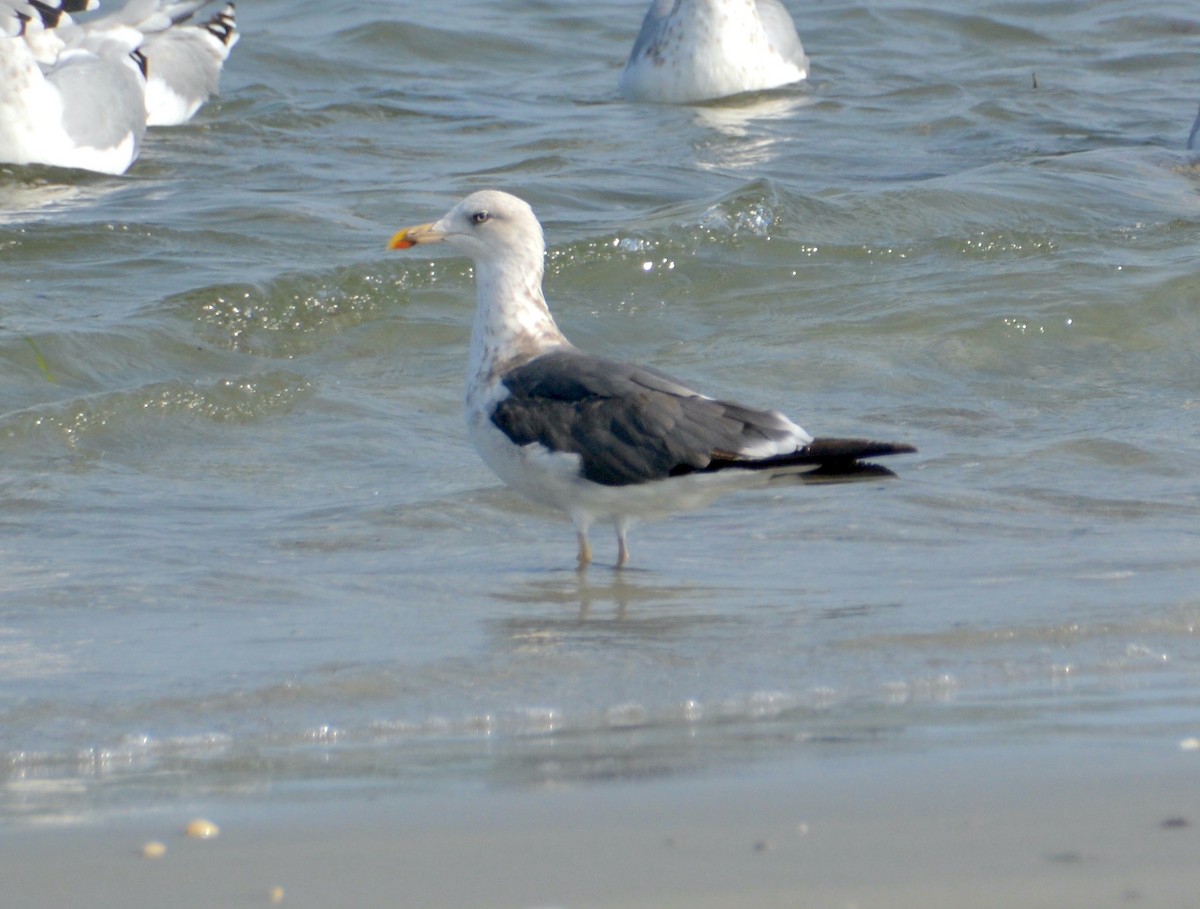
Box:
[0,0,238,175]
[620,0,809,104]
[389,191,915,569]
[1,0,144,174]
[95,0,239,127]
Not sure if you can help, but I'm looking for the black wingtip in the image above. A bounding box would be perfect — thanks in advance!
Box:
[676,436,916,478]
[804,437,918,462]
[793,437,915,484]
[799,461,899,484]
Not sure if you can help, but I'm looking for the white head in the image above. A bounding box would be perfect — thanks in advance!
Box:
[389,190,546,281]
[389,190,568,378]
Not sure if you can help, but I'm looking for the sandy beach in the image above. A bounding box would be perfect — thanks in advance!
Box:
[5,739,1197,909]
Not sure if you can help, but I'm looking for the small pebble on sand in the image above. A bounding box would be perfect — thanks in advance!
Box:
[185,818,220,839]
[269,885,285,904]
[141,841,167,859]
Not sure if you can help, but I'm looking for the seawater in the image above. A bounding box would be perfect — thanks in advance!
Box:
[1,0,1199,822]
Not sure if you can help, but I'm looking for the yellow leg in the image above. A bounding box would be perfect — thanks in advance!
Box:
[576,530,593,569]
[615,524,630,569]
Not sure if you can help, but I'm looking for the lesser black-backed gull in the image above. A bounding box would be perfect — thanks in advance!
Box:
[389,190,914,568]
[620,0,809,104]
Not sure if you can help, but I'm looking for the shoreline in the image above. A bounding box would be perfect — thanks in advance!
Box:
[3,739,1197,908]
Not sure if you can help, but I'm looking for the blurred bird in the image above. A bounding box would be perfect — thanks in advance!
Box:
[620,0,808,103]
[0,0,238,174]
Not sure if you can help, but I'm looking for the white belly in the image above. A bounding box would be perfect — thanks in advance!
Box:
[467,408,775,526]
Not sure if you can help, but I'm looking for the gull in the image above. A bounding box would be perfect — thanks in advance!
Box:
[0,0,237,174]
[620,0,809,104]
[1,0,146,173]
[25,0,239,126]
[0,0,96,37]
[389,191,915,569]
[101,0,239,127]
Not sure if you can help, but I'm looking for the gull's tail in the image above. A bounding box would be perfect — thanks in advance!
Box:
[697,436,916,477]
[794,437,917,482]
[802,437,917,463]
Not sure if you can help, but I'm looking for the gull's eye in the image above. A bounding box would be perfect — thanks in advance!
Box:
[471,210,490,225]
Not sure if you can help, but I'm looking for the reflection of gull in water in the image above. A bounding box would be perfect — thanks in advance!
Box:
[691,93,813,135]
[620,0,809,104]
[494,574,744,624]
[497,575,639,622]
[0,179,92,220]
[691,94,814,171]
[0,0,238,174]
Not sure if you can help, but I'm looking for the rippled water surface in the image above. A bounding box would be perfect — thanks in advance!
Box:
[2,0,1199,822]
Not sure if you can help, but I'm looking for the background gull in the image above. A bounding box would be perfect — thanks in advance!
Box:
[620,0,809,104]
[27,0,239,125]
[1,0,145,174]
[0,0,96,35]
[389,191,915,569]
[0,0,237,174]
[140,4,237,125]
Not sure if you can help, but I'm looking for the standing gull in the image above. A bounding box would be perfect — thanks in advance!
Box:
[389,191,914,568]
[620,0,809,104]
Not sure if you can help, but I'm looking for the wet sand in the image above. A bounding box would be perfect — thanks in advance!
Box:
[3,740,1197,909]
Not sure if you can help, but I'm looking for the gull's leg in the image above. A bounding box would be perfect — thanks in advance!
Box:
[576,530,593,569]
[615,519,630,569]
[572,513,594,570]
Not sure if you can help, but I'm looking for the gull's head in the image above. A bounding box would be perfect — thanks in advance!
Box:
[388,190,545,271]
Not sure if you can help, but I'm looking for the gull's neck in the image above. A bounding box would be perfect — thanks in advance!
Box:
[467,253,569,394]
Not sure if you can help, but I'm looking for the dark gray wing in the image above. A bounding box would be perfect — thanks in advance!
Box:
[490,349,804,487]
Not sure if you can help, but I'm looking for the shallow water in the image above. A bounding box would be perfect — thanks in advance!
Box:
[1,0,1199,823]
